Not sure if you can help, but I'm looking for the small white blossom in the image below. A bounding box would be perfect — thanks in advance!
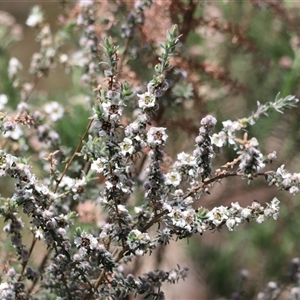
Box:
[134,206,143,214]
[127,229,150,250]
[44,101,64,122]
[26,6,44,27]
[248,137,259,147]
[120,138,135,156]
[0,94,8,110]
[226,218,236,231]
[268,151,277,161]
[165,171,181,187]
[8,57,22,79]
[117,205,128,213]
[206,206,229,226]
[0,282,14,298]
[59,54,68,63]
[137,92,156,109]
[34,229,44,240]
[147,127,168,147]
[222,120,241,132]
[241,208,251,219]
[168,270,177,282]
[3,124,23,140]
[289,186,299,195]
[74,232,98,251]
[91,157,107,174]
[162,203,172,212]
[135,249,145,256]
[211,131,227,147]
[79,0,94,7]
[276,165,286,177]
[174,189,184,197]
[182,208,195,232]
[177,152,196,166]
[58,176,74,189]
[231,202,242,211]
[256,214,265,224]
[183,196,193,205]
[102,102,123,121]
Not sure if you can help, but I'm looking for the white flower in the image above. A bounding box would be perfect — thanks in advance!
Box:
[0,94,8,110]
[183,196,193,205]
[26,6,44,27]
[44,101,64,122]
[165,171,181,187]
[134,207,143,214]
[117,205,128,213]
[182,209,195,232]
[289,186,299,195]
[231,202,242,211]
[79,0,94,7]
[120,138,135,156]
[137,92,156,109]
[206,206,229,226]
[174,189,184,197]
[248,137,259,147]
[147,127,168,147]
[59,54,68,63]
[168,270,177,282]
[3,154,17,169]
[211,131,227,147]
[34,229,44,240]
[102,102,123,121]
[135,249,145,256]
[8,57,22,79]
[105,181,113,190]
[256,214,265,224]
[276,165,286,177]
[162,202,172,212]
[268,151,277,160]
[3,125,23,140]
[0,282,14,298]
[226,218,236,231]
[222,120,241,132]
[241,208,251,219]
[177,152,196,166]
[74,232,98,250]
[227,131,236,145]
[59,176,74,189]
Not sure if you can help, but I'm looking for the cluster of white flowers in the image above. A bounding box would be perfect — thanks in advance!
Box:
[211,120,244,147]
[268,164,300,195]
[1,7,300,298]
[173,151,198,179]
[165,198,280,236]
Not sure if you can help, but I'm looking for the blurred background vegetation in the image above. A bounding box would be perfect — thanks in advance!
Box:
[1,1,300,299]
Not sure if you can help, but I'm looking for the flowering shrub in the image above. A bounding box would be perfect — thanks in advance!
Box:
[1,1,300,299]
